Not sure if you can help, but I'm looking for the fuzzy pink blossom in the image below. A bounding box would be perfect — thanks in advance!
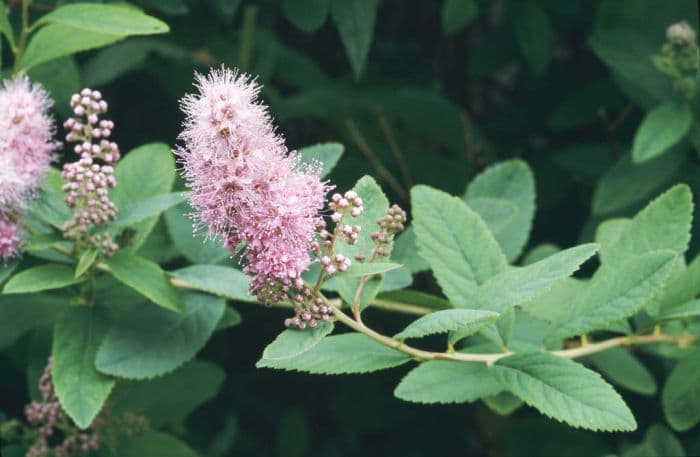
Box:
[176,67,331,302]
[0,75,59,208]
[0,212,21,261]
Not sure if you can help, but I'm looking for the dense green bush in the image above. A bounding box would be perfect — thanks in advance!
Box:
[1,0,699,456]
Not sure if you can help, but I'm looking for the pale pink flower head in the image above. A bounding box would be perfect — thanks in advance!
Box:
[176,66,331,302]
[0,75,59,208]
[0,211,21,261]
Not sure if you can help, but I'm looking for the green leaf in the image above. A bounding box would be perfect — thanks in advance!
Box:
[392,226,429,273]
[116,431,198,457]
[0,294,70,350]
[466,197,519,240]
[52,307,114,429]
[395,361,501,404]
[465,160,536,262]
[493,352,636,432]
[483,391,523,415]
[95,292,225,379]
[0,260,19,285]
[37,3,169,35]
[169,265,255,302]
[656,255,700,312]
[20,24,123,71]
[588,29,674,104]
[394,309,498,340]
[621,427,683,457]
[330,0,380,78]
[548,80,623,131]
[654,299,700,324]
[257,334,410,374]
[0,1,16,49]
[522,243,560,265]
[297,142,343,178]
[548,250,676,341]
[111,360,225,427]
[595,218,630,264]
[216,305,242,330]
[510,1,554,77]
[32,168,72,228]
[334,176,391,310]
[2,264,81,294]
[165,202,230,264]
[261,322,334,360]
[75,249,98,278]
[27,57,81,119]
[113,192,189,228]
[471,244,599,313]
[111,143,176,251]
[412,185,507,306]
[632,103,692,163]
[441,0,478,36]
[105,252,183,312]
[593,149,686,215]
[590,348,656,395]
[603,185,693,268]
[663,349,700,431]
[283,0,329,32]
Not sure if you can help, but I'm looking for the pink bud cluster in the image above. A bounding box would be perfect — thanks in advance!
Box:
[0,75,59,209]
[176,67,331,303]
[60,89,120,256]
[284,189,365,329]
[25,358,105,457]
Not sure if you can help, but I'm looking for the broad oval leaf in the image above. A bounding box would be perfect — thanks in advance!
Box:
[169,265,254,302]
[465,160,535,263]
[105,252,184,313]
[330,0,380,78]
[471,243,599,312]
[257,334,410,374]
[663,349,700,432]
[395,361,501,404]
[590,348,656,396]
[95,292,225,379]
[394,309,498,340]
[412,185,507,306]
[548,250,676,341]
[632,103,692,163]
[283,0,330,33]
[493,352,636,432]
[52,307,114,429]
[603,185,693,268]
[113,192,189,228]
[75,249,98,278]
[3,264,82,294]
[20,24,123,71]
[261,322,334,361]
[37,3,169,36]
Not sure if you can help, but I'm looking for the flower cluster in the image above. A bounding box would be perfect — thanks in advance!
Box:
[176,67,331,303]
[371,204,407,258]
[659,21,699,99]
[24,358,105,457]
[0,75,59,261]
[61,89,120,256]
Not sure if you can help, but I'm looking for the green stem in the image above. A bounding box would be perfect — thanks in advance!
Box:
[11,0,30,74]
[330,306,695,366]
[237,5,257,72]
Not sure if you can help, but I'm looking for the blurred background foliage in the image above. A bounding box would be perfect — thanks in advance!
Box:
[1,0,700,455]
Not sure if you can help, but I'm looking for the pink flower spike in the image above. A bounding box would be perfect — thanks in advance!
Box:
[175,66,332,303]
[0,212,21,262]
[0,75,59,208]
